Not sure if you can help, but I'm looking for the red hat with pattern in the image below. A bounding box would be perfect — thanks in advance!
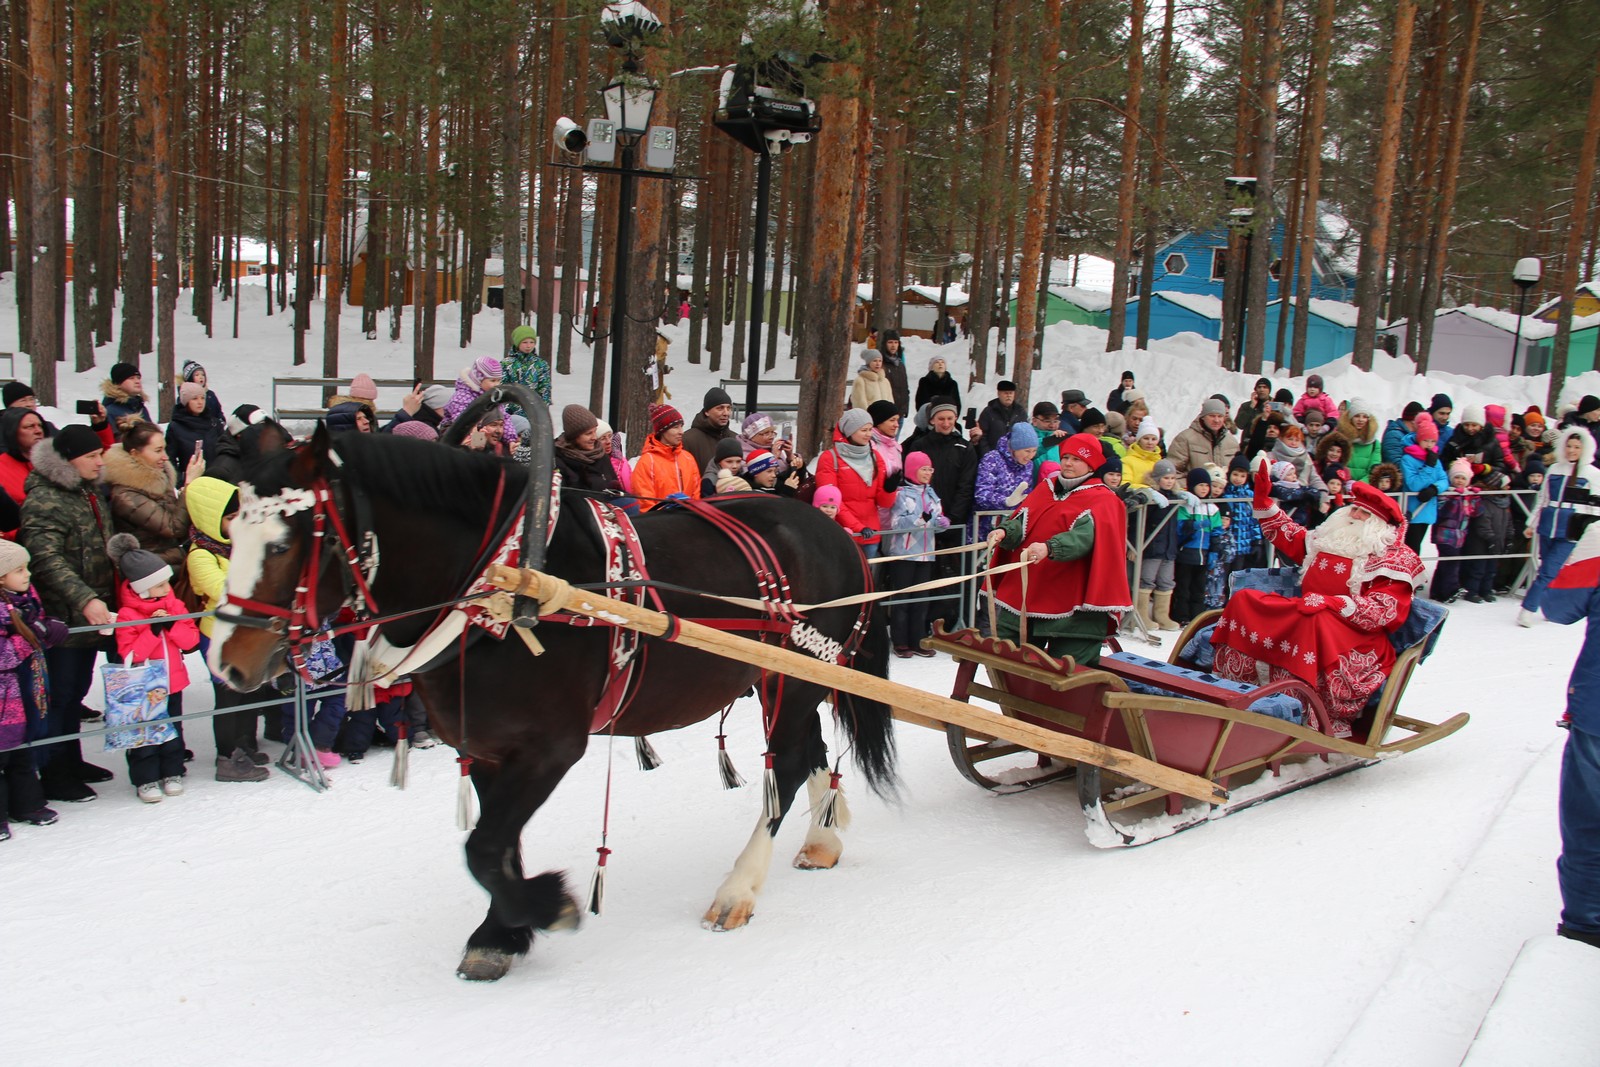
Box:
[1347,480,1404,526]
[649,403,684,436]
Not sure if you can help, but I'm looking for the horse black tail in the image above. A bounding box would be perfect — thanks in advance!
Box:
[834,603,899,798]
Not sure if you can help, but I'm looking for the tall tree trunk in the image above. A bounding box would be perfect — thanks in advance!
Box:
[1417,0,1484,373]
[499,36,526,352]
[1220,0,1259,367]
[417,19,443,379]
[1011,0,1065,399]
[1241,0,1283,376]
[1547,49,1600,412]
[1351,0,1418,371]
[766,157,792,372]
[1291,0,1335,377]
[967,0,1016,382]
[69,0,97,372]
[535,0,565,368]
[27,0,63,398]
[322,0,349,378]
[794,0,872,456]
[148,0,176,420]
[1135,0,1174,350]
[1105,0,1146,354]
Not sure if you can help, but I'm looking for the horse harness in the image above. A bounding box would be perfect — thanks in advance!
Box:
[222,453,872,735]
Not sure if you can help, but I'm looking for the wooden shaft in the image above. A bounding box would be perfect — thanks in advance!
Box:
[488,565,1229,806]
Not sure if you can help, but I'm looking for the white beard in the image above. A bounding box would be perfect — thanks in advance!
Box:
[1305,507,1397,563]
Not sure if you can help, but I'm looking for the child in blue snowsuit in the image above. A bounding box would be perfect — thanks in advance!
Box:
[1537,533,1600,950]
[1220,455,1263,572]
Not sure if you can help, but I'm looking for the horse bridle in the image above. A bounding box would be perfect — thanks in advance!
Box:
[218,464,383,683]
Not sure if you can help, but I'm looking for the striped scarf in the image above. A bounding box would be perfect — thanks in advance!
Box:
[190,526,231,560]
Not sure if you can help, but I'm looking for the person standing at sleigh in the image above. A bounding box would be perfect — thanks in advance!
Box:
[1209,456,1424,738]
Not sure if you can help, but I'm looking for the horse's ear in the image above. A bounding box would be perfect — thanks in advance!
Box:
[287,422,333,486]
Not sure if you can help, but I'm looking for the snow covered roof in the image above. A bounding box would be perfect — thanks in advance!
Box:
[1266,297,1359,328]
[1047,286,1113,313]
[855,283,969,307]
[1532,280,1600,320]
[1452,304,1559,339]
[1147,290,1224,320]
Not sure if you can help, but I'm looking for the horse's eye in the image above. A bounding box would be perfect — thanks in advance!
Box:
[266,542,290,557]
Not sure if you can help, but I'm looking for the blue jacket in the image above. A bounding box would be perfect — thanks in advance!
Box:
[1130,488,1181,561]
[1219,483,1262,551]
[1399,439,1451,525]
[1541,563,1600,736]
[1534,429,1600,541]
[1177,498,1224,566]
[1381,418,1412,466]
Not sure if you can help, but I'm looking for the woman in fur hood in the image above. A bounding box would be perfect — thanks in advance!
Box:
[101,363,153,432]
[103,422,200,570]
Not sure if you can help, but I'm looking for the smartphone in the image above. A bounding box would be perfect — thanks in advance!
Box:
[963,407,977,430]
[76,399,99,416]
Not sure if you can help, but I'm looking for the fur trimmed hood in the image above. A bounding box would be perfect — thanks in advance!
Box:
[100,379,148,405]
[101,444,178,498]
[27,437,104,492]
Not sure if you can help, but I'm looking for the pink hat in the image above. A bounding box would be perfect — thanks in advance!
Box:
[904,451,933,479]
[1413,411,1438,443]
[468,356,503,388]
[813,485,842,508]
[349,373,379,401]
[1448,457,1472,480]
[391,420,438,442]
[1038,460,1062,482]
[178,381,206,406]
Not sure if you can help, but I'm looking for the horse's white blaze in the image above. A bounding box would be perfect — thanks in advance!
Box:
[207,485,294,676]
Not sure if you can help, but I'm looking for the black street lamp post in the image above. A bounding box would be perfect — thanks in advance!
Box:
[1225,176,1258,375]
[1510,256,1542,375]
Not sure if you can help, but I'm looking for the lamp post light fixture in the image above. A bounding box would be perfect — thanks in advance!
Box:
[550,2,679,432]
[714,43,823,417]
[1510,256,1542,375]
[1224,176,1259,374]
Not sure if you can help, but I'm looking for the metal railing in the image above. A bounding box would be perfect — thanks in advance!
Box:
[0,607,353,793]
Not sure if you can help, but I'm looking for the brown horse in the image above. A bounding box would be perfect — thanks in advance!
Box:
[209,415,896,982]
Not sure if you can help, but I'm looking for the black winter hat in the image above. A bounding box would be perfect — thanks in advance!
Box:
[1580,395,1600,416]
[712,437,743,464]
[53,424,102,460]
[1187,468,1213,492]
[702,387,733,412]
[1402,401,1425,421]
[110,363,141,386]
[1255,377,1272,390]
[997,380,1017,392]
[1120,370,1136,382]
[2,382,35,407]
[867,400,899,427]
[1079,407,1106,429]
[1228,453,1252,473]
[1430,393,1454,414]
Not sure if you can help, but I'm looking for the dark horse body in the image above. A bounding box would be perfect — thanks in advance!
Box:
[211,425,896,981]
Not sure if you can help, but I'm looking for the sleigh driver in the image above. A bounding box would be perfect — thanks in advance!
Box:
[1209,456,1425,737]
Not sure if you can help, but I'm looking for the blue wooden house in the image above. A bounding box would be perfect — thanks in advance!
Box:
[1134,217,1356,304]
[1260,299,1357,369]
[1122,291,1224,343]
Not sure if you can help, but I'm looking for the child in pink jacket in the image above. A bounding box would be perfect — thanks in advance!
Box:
[1292,373,1339,424]
[108,533,200,803]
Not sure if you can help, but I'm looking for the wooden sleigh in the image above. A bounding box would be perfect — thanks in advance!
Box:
[926,568,1468,846]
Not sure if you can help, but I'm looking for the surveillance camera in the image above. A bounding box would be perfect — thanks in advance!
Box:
[553,116,587,154]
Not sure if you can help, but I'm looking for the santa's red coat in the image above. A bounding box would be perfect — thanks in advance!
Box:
[1211,505,1422,723]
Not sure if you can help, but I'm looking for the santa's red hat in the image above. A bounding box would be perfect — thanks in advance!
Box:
[1060,432,1105,469]
[1347,481,1403,526]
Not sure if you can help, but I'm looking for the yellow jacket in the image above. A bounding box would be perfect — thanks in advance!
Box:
[1122,442,1165,489]
[184,476,237,638]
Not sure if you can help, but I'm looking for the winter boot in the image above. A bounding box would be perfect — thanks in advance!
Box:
[215,749,269,783]
[1518,609,1538,628]
[1558,924,1600,950]
[136,782,163,804]
[1132,589,1155,632]
[1152,590,1182,631]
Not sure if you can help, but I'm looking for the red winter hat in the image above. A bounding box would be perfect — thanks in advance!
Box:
[1412,411,1438,443]
[1348,481,1404,526]
[1060,432,1105,469]
[649,403,684,436]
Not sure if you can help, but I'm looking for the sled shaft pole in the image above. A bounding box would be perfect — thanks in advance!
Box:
[487,565,1229,806]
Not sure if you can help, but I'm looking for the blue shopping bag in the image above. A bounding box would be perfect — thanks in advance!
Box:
[102,659,176,750]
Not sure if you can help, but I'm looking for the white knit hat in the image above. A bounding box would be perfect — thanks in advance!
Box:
[1136,417,1162,441]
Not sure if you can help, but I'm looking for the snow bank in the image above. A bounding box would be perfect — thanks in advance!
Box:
[1463,936,1600,1066]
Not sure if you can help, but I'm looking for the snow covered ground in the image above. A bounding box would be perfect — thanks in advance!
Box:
[0,279,1595,1064]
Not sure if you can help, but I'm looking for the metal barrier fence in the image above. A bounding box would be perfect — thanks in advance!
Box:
[0,607,347,793]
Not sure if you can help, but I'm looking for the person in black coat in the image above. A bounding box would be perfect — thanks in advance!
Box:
[879,330,911,418]
[914,355,961,412]
[976,381,1027,455]
[902,402,979,628]
[165,382,229,484]
[1106,370,1135,416]
[553,405,623,495]
[1439,403,1508,481]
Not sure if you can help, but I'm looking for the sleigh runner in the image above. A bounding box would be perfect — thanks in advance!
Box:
[927,567,1466,845]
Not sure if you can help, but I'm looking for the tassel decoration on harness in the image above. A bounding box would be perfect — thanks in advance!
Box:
[716,732,745,790]
[455,755,475,831]
[634,735,662,771]
[588,845,612,916]
[389,719,410,790]
[818,770,844,829]
[761,751,780,824]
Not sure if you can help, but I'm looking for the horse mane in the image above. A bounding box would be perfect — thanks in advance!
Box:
[332,432,528,525]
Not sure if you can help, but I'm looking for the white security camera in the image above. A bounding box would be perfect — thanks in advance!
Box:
[553,117,587,154]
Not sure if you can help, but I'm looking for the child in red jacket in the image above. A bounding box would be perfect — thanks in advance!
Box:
[107,533,200,803]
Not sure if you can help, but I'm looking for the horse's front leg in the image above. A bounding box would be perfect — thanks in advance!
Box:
[457,739,586,981]
[703,701,829,931]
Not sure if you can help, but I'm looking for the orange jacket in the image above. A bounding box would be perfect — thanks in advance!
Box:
[631,435,701,511]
